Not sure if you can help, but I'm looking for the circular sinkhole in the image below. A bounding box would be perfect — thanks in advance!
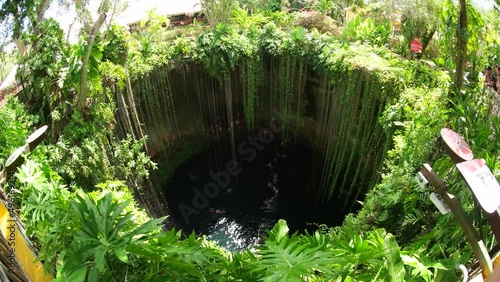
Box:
[163,131,354,251]
[133,63,378,249]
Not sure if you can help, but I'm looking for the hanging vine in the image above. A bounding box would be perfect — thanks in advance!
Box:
[241,56,261,129]
[336,71,367,201]
[343,73,375,211]
[295,59,305,124]
[156,67,172,150]
[324,70,356,200]
[115,23,449,220]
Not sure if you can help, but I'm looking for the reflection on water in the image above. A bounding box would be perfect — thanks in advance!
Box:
[166,139,313,251]
[206,217,257,250]
[200,198,279,250]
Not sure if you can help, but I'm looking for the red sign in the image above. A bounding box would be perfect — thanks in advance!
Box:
[440,128,474,162]
[410,37,423,53]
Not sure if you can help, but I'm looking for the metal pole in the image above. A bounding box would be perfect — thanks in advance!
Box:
[421,163,493,276]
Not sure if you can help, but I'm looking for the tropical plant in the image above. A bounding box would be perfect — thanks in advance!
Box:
[132,9,170,58]
[15,160,76,274]
[18,18,69,130]
[192,23,255,77]
[66,38,104,92]
[199,0,235,27]
[74,0,124,111]
[342,17,392,47]
[309,0,335,16]
[231,7,269,31]
[56,192,167,282]
[237,0,279,14]
[293,10,338,34]
[0,97,38,164]
[252,220,332,281]
[0,49,16,82]
[102,24,129,66]
[44,132,156,189]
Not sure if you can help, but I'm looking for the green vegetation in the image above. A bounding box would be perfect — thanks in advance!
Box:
[0,50,16,83]
[0,0,500,281]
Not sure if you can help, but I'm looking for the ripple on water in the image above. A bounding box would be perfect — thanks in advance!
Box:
[204,204,278,251]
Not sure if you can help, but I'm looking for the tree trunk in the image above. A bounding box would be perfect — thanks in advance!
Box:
[77,13,107,112]
[37,0,50,23]
[454,0,468,93]
[66,17,78,43]
[421,28,436,56]
[13,38,27,57]
[31,0,51,50]
[33,0,50,34]
[107,0,119,29]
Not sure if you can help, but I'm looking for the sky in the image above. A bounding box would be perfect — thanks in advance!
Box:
[473,0,495,11]
[45,0,201,44]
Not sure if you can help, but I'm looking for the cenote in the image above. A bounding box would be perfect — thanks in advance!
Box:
[116,55,391,251]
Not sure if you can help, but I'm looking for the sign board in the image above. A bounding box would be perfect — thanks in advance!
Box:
[415,171,429,189]
[440,128,473,163]
[457,159,500,213]
[430,192,450,215]
[410,37,423,53]
[25,125,47,152]
[5,147,25,171]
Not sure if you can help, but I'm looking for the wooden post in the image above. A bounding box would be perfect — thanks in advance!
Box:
[421,163,493,276]
[0,126,48,187]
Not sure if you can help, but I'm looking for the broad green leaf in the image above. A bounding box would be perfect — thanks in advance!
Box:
[267,219,289,244]
[94,246,108,273]
[88,265,99,282]
[129,216,167,239]
[383,234,405,282]
[114,247,128,263]
[402,255,433,282]
[109,213,133,240]
[65,265,87,282]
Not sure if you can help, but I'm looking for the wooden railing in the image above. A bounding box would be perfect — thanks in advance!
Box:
[0,126,52,282]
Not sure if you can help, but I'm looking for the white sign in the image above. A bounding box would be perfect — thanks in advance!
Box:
[5,146,25,169]
[430,192,450,215]
[26,125,47,144]
[415,172,429,189]
[457,159,500,213]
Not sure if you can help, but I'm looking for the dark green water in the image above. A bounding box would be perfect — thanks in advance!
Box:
[165,133,350,250]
